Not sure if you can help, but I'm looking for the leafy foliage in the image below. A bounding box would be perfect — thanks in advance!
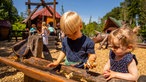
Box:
[12,22,26,31]
[12,22,26,36]
[82,21,102,37]
[0,0,21,23]
[101,0,146,41]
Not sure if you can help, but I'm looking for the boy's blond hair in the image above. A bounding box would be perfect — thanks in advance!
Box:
[108,25,137,50]
[60,11,82,34]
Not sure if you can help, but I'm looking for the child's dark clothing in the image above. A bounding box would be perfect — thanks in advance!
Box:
[62,34,95,69]
[109,50,137,73]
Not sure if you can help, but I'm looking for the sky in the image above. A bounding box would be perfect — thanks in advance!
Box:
[13,0,124,24]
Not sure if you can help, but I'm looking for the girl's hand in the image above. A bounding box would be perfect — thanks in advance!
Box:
[47,61,59,68]
[103,70,110,78]
[105,70,117,81]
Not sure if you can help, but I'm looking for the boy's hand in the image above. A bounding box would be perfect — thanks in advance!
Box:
[47,61,59,68]
[85,55,97,69]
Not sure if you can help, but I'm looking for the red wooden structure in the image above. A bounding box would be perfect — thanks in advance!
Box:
[23,0,59,30]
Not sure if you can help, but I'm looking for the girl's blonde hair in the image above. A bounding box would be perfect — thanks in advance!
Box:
[60,11,82,34]
[42,22,47,26]
[108,25,137,50]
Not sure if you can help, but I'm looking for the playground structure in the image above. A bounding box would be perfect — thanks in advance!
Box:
[23,0,59,28]
[8,0,62,42]
[0,34,131,82]
[92,17,122,50]
[1,1,146,82]
[92,17,146,49]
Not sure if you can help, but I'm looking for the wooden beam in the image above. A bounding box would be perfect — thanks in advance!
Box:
[0,57,76,82]
[25,2,58,5]
[41,0,53,15]
[53,0,56,29]
[23,57,101,82]
[27,0,31,28]
[23,57,129,82]
[24,5,40,23]
[98,34,108,50]
[28,0,31,15]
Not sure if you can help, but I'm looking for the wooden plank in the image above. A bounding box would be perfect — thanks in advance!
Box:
[24,75,41,82]
[48,36,58,41]
[0,57,76,82]
[137,43,146,46]
[137,43,146,49]
[41,0,53,15]
[53,0,57,29]
[12,39,27,56]
[23,57,130,82]
[27,0,31,27]
[23,57,100,81]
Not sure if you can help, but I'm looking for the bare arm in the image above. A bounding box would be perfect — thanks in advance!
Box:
[53,28,56,34]
[56,51,66,64]
[41,27,45,34]
[103,60,110,71]
[103,60,110,78]
[47,51,65,67]
[114,59,138,81]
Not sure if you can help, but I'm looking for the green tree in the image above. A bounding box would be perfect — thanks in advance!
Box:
[101,0,146,41]
[0,0,19,23]
[82,22,97,37]
[89,16,92,23]
[60,5,65,15]
[102,7,121,20]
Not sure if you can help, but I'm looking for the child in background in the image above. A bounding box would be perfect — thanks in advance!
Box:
[41,22,53,61]
[48,22,56,36]
[103,25,138,81]
[41,22,50,45]
[29,24,37,35]
[47,11,96,69]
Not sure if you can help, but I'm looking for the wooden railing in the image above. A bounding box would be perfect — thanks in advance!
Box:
[8,30,29,41]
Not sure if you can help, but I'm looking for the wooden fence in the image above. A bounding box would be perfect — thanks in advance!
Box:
[8,30,29,41]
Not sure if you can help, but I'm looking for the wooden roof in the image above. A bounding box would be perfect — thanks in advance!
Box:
[0,20,11,28]
[103,17,122,32]
[31,6,61,20]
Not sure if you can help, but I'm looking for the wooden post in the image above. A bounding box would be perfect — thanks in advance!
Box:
[27,0,31,28]
[98,34,108,50]
[24,5,40,24]
[53,0,56,29]
[41,0,53,15]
